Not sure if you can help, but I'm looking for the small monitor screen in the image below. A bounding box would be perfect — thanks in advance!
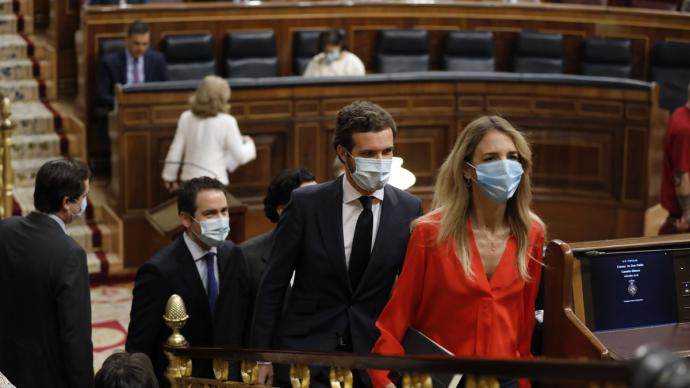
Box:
[582,250,678,331]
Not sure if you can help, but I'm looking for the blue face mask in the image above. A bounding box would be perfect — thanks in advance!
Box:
[192,217,230,247]
[467,159,523,203]
[324,50,340,63]
[348,153,392,192]
[71,197,87,218]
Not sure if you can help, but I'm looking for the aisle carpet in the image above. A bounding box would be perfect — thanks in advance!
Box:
[91,282,133,371]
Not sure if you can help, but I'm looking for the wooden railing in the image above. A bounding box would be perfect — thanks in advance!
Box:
[0,95,15,220]
[161,295,630,388]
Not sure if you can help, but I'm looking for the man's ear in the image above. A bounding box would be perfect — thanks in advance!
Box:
[61,196,72,212]
[180,212,193,229]
[335,145,348,165]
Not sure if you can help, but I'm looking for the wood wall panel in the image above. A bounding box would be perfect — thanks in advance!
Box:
[78,1,690,159]
[110,78,663,265]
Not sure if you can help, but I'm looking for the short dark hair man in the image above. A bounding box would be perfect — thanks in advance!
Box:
[0,159,93,388]
[95,20,169,111]
[126,177,251,387]
[95,352,158,388]
[251,101,423,387]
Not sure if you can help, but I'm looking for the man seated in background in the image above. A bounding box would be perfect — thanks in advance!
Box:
[95,20,169,112]
[126,177,250,387]
[660,82,690,234]
[303,29,366,77]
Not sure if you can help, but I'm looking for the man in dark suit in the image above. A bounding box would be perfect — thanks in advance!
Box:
[0,159,93,388]
[95,20,169,111]
[126,177,251,387]
[251,101,423,387]
[241,167,316,298]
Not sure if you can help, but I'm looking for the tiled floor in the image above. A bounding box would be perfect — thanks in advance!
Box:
[91,282,133,371]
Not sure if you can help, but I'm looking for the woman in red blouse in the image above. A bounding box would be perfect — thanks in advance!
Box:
[369,116,545,388]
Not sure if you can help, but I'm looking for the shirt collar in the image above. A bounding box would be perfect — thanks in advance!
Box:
[46,213,67,233]
[342,174,385,204]
[183,231,217,262]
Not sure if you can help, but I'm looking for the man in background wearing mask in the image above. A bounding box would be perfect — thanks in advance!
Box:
[0,159,93,388]
[251,101,423,387]
[126,176,250,387]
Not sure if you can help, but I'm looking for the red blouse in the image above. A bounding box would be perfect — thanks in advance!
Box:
[369,213,544,388]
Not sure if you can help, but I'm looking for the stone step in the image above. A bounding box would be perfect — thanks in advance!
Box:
[0,79,39,102]
[0,0,12,16]
[0,15,16,34]
[11,157,51,187]
[0,58,33,80]
[0,34,26,60]
[87,252,124,275]
[11,133,61,160]
[11,101,55,134]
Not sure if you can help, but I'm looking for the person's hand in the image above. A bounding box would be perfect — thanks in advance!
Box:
[673,217,690,233]
[257,363,273,386]
[384,383,397,388]
[164,180,180,193]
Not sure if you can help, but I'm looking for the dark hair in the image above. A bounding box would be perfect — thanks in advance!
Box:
[333,100,397,152]
[263,168,315,223]
[127,20,150,36]
[95,352,159,388]
[33,159,90,213]
[177,176,227,216]
[318,29,346,52]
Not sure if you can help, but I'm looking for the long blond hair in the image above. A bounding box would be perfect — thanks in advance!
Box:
[422,115,543,281]
[190,75,231,118]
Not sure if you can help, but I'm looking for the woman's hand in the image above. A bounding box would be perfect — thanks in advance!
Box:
[164,180,180,193]
[385,383,397,388]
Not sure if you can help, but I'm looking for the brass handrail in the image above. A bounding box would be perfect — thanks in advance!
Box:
[0,94,16,220]
[162,295,629,388]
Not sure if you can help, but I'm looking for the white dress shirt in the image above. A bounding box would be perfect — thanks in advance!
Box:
[183,231,219,293]
[161,111,256,185]
[125,51,145,85]
[303,51,366,77]
[342,176,384,268]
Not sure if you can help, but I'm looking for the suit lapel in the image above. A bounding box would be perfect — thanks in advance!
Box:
[316,176,350,292]
[174,236,210,316]
[355,185,400,293]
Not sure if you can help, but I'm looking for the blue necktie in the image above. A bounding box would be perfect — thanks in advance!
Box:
[205,252,218,313]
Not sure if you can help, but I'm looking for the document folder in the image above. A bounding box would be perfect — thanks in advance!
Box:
[402,328,462,388]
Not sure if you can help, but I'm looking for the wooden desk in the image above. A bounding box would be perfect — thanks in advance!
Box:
[110,73,663,267]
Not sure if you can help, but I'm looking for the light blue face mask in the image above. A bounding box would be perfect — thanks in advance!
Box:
[467,159,523,203]
[324,50,340,63]
[192,217,230,247]
[348,153,392,192]
[71,197,87,218]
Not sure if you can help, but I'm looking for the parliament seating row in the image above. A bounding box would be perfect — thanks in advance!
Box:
[553,0,684,10]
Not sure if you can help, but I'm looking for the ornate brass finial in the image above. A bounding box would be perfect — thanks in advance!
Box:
[241,361,258,384]
[1,96,14,131]
[402,372,432,388]
[163,294,192,386]
[164,294,189,347]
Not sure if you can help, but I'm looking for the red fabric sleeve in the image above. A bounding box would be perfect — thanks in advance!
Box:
[517,223,544,388]
[669,119,690,173]
[369,222,430,388]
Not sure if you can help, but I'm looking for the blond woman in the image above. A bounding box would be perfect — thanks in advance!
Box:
[162,75,255,190]
[370,116,545,388]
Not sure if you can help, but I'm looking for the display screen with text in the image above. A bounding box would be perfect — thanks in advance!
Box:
[586,250,677,331]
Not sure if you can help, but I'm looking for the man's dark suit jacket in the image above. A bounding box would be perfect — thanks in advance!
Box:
[239,230,275,299]
[0,212,93,388]
[95,49,169,110]
[126,235,249,388]
[251,176,423,357]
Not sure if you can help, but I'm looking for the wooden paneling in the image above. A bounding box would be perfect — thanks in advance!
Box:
[78,1,690,163]
[109,78,664,267]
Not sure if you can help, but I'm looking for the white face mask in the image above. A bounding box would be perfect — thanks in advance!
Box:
[324,50,340,63]
[347,153,392,192]
[70,197,87,218]
[192,217,230,247]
